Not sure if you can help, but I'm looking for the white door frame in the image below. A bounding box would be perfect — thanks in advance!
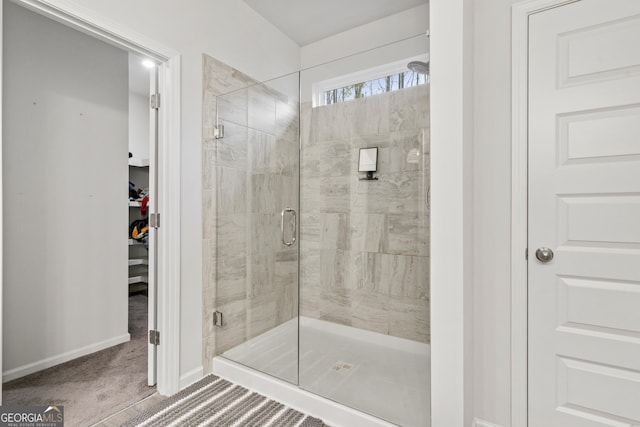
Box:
[510,1,579,425]
[0,0,182,398]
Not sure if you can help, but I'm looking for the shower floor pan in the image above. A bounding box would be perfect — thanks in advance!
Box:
[222,316,430,427]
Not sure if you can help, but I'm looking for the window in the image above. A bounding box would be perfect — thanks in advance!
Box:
[322,70,427,105]
[312,56,429,107]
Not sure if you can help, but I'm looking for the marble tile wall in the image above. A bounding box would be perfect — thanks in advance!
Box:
[299,84,430,343]
[202,55,299,372]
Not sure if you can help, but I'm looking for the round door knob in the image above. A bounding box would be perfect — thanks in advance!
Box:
[535,247,554,263]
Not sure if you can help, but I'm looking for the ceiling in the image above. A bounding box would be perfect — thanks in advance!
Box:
[243,0,428,46]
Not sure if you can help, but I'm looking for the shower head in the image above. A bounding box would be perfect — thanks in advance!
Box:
[407,60,429,75]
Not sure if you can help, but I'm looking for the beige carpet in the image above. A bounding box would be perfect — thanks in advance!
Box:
[3,294,155,427]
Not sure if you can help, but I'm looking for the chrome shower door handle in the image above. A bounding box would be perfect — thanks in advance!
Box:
[281,207,297,247]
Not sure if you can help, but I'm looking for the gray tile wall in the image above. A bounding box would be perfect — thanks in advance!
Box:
[202,55,299,372]
[299,85,430,343]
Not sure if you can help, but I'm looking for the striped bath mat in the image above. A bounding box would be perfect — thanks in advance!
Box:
[121,374,328,427]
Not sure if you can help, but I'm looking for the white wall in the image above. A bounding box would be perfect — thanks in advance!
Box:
[472,1,517,426]
[430,0,475,426]
[128,93,149,163]
[2,2,129,380]
[300,4,429,70]
[128,54,151,164]
[37,0,301,386]
[431,2,516,425]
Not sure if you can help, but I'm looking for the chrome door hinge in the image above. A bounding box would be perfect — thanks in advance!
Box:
[149,213,160,228]
[213,311,223,327]
[214,125,224,139]
[150,93,161,110]
[149,329,160,345]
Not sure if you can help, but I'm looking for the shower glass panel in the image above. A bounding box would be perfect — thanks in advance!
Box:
[299,34,430,427]
[213,72,300,385]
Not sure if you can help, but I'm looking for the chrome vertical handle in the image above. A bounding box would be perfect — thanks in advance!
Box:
[281,207,297,247]
[290,209,297,246]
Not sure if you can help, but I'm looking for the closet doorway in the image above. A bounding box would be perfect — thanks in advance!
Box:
[0,0,180,423]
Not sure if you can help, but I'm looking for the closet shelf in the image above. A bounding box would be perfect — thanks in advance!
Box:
[129,153,149,293]
[128,275,148,285]
[128,158,149,168]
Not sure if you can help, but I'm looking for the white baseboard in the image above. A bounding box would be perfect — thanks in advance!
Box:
[472,418,503,427]
[212,357,396,427]
[2,333,131,383]
[179,366,204,391]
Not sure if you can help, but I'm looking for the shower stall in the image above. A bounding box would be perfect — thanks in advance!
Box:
[203,34,430,427]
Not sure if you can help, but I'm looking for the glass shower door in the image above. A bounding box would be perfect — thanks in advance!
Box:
[298,34,431,427]
[213,72,300,384]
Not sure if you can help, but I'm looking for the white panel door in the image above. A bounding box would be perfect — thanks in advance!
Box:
[528,1,640,426]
